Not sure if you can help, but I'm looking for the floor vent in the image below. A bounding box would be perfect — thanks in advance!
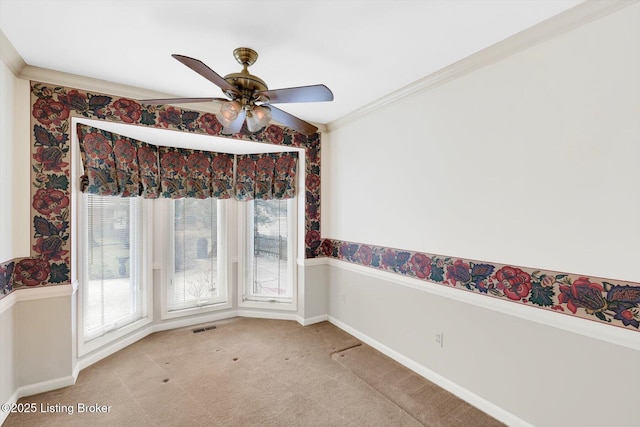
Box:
[193,325,217,334]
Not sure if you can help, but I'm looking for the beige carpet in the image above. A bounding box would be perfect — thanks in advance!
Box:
[4,318,503,426]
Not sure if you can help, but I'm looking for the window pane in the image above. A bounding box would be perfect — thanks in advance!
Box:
[251,199,292,299]
[170,198,220,310]
[83,194,142,340]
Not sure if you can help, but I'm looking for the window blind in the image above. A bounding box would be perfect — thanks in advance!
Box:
[82,194,143,340]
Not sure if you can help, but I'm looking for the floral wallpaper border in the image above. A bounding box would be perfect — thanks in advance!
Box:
[0,259,16,296]
[320,239,640,331]
[11,81,322,295]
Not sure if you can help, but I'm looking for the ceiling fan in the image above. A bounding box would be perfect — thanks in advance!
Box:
[141,47,333,135]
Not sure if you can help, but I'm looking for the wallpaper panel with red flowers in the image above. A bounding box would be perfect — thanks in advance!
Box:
[320,239,640,330]
[0,82,321,296]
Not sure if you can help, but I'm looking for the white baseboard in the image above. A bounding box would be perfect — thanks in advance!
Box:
[236,309,298,322]
[152,310,238,333]
[76,324,155,373]
[328,316,533,427]
[15,374,77,399]
[1,391,19,425]
[1,373,78,425]
[296,314,329,326]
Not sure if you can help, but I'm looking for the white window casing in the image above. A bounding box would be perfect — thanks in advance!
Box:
[77,195,153,356]
[238,197,297,311]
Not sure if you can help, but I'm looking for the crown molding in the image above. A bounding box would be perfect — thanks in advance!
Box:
[20,65,162,99]
[0,29,26,76]
[19,64,222,114]
[314,123,328,134]
[326,0,638,132]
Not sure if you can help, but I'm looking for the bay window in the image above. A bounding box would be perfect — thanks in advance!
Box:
[76,122,301,354]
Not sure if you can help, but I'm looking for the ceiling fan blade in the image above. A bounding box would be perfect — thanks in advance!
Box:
[267,105,318,135]
[140,97,227,105]
[172,54,239,96]
[258,84,333,104]
[222,109,246,135]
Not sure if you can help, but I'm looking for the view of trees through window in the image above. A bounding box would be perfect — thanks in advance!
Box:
[171,198,220,310]
[251,199,291,299]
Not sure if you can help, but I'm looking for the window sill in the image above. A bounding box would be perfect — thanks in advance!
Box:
[78,316,154,357]
[160,300,233,320]
[239,299,297,312]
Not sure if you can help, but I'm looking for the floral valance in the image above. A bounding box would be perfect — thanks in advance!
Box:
[236,152,298,201]
[158,147,234,199]
[77,124,296,200]
[77,124,160,197]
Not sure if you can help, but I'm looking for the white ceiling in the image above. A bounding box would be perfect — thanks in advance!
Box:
[1,0,585,127]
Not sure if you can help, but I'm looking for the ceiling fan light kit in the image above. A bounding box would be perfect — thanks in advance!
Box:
[220,100,242,126]
[245,105,272,133]
[142,47,333,135]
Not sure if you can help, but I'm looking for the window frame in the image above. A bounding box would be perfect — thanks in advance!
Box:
[238,197,298,311]
[77,194,153,357]
[160,198,232,319]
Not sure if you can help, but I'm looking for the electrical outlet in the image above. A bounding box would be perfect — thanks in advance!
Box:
[435,332,444,348]
[340,293,346,304]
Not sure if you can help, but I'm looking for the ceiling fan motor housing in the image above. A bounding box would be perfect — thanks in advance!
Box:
[224,47,268,102]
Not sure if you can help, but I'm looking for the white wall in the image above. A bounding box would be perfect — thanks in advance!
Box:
[14,296,73,386]
[324,3,640,426]
[299,262,328,323]
[328,265,639,427]
[0,44,30,417]
[324,2,640,283]
[0,56,30,262]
